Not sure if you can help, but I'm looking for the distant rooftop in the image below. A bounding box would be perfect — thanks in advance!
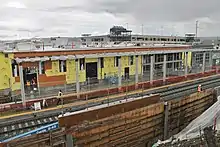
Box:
[2,43,191,53]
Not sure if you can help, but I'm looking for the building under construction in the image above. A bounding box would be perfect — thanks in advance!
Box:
[1,28,220,147]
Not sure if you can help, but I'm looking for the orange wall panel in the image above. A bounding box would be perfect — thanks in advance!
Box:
[15,77,20,82]
[21,62,38,68]
[38,75,66,87]
[45,61,52,70]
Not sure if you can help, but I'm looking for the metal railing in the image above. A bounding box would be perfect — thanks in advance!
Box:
[1,64,216,104]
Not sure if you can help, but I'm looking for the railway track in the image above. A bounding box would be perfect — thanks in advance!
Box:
[1,75,220,142]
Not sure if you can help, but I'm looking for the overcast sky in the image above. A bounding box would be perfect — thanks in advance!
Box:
[0,0,220,40]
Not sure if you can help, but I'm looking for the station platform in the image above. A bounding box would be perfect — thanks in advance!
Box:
[0,70,219,120]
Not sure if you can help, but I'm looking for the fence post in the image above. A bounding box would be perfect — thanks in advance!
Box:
[66,134,73,147]
[163,101,169,140]
[19,65,26,108]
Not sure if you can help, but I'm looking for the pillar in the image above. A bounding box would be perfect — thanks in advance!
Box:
[209,52,213,69]
[163,102,169,140]
[185,52,188,77]
[66,134,73,147]
[61,61,64,72]
[141,55,144,76]
[14,65,18,77]
[150,55,154,84]
[19,65,26,107]
[75,59,80,93]
[163,54,167,82]
[202,52,206,73]
[97,58,101,80]
[135,55,139,84]
[118,56,122,88]
[39,61,42,75]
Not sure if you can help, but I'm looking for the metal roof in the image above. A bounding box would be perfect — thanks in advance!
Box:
[14,48,218,63]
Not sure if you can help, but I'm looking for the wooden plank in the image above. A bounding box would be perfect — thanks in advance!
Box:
[59,95,160,127]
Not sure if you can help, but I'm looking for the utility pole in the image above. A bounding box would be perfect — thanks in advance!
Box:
[141,24,144,35]
[196,20,199,41]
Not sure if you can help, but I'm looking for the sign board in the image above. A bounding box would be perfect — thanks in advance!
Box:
[2,122,59,143]
[34,102,41,111]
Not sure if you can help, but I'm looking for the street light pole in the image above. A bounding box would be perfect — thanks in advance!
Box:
[141,24,144,35]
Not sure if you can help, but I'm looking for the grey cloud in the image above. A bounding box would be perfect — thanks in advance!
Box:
[86,0,220,22]
[0,0,220,39]
[16,28,45,33]
[46,0,220,23]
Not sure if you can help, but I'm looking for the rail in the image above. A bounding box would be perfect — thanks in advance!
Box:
[1,74,220,142]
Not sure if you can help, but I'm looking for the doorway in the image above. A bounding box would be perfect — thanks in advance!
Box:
[86,62,98,84]
[23,67,38,92]
[124,67,129,80]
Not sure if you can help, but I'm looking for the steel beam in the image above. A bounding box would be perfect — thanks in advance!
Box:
[135,55,139,84]
[150,55,154,84]
[19,65,26,107]
[163,54,167,82]
[185,52,188,77]
[202,52,206,73]
[118,56,122,88]
[75,59,80,93]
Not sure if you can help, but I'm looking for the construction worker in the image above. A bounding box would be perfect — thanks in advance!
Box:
[197,85,202,92]
[26,80,31,91]
[57,90,63,105]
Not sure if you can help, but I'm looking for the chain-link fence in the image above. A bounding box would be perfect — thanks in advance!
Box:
[3,60,216,103]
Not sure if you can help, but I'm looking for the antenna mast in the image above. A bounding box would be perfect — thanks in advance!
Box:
[195,20,198,41]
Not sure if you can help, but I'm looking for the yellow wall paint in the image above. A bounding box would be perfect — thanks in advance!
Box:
[85,58,97,63]
[182,52,192,67]
[66,60,76,84]
[1,53,192,92]
[98,56,142,79]
[0,53,20,91]
[45,60,65,76]
[188,52,192,67]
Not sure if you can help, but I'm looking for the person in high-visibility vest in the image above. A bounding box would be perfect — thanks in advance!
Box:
[197,85,202,92]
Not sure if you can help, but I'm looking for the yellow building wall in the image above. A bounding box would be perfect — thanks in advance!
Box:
[43,56,142,84]
[66,60,76,84]
[99,56,142,79]
[0,55,146,92]
[182,52,192,67]
[0,53,20,91]
[45,60,65,76]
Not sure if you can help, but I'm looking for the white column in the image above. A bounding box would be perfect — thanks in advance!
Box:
[14,65,18,77]
[163,54,167,82]
[202,52,206,73]
[185,52,188,77]
[61,61,64,72]
[118,57,122,87]
[19,65,26,107]
[39,61,42,75]
[135,55,139,84]
[141,55,144,76]
[75,59,80,93]
[150,55,154,84]
[209,52,213,69]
